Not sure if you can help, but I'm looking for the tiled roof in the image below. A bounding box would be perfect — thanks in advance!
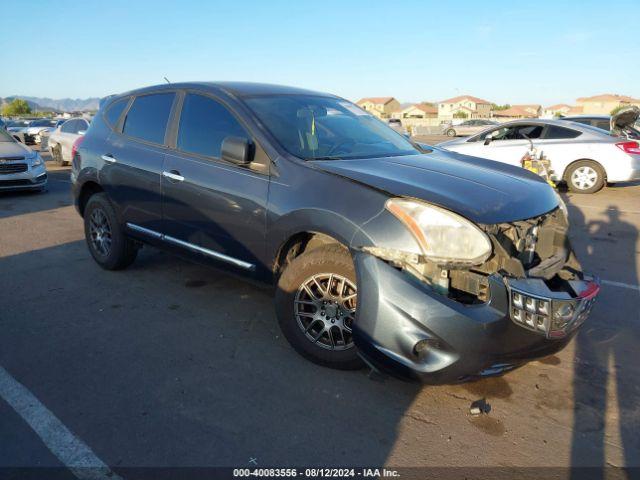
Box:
[440,95,491,105]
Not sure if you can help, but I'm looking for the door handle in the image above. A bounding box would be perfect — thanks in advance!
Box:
[101,154,116,163]
[162,170,184,182]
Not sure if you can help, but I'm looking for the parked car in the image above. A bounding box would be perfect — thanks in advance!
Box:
[560,106,640,140]
[440,119,640,193]
[386,118,407,136]
[0,127,47,192]
[0,119,6,130]
[72,82,599,383]
[23,118,64,145]
[48,117,91,165]
[5,120,31,143]
[443,119,497,137]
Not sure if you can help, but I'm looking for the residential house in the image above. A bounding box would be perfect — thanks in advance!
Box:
[401,103,438,119]
[356,97,401,119]
[543,104,573,118]
[492,104,541,120]
[576,94,640,115]
[438,95,492,120]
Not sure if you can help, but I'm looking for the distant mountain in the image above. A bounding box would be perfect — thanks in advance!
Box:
[2,96,100,112]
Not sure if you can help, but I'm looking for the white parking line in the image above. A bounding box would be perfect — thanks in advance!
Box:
[0,366,122,480]
[602,279,640,292]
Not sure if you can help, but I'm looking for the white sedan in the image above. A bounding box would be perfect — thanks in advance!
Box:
[47,117,90,165]
[439,119,640,193]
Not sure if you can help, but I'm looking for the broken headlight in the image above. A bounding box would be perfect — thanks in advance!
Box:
[386,198,492,266]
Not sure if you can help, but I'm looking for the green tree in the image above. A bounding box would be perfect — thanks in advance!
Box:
[610,104,629,116]
[453,111,468,119]
[491,103,511,111]
[554,112,565,118]
[1,99,32,116]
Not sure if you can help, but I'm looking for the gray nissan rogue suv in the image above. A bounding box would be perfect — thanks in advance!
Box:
[71,82,599,383]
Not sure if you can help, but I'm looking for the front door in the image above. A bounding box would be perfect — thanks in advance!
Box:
[161,92,269,274]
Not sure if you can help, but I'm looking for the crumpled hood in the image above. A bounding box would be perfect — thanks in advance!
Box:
[0,141,32,158]
[312,150,559,224]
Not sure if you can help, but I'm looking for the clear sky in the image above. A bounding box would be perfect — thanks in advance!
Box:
[1,0,636,105]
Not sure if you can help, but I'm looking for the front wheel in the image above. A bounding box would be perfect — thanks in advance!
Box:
[275,244,363,370]
[566,161,605,194]
[84,193,138,270]
[446,128,456,137]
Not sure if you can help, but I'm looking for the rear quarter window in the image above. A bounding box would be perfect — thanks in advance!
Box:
[123,93,176,144]
[104,98,129,128]
[545,125,582,139]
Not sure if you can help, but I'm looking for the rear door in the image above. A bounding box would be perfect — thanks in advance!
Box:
[101,91,177,233]
[161,91,269,273]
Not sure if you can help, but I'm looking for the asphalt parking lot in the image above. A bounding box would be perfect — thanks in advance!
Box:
[1,142,639,477]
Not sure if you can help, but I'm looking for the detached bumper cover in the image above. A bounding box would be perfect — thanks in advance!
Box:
[352,252,599,383]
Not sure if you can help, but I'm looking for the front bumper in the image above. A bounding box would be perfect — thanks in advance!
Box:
[352,252,599,384]
[0,163,47,191]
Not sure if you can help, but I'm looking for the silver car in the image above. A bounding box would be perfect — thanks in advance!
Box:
[442,119,497,137]
[440,119,640,193]
[47,117,90,165]
[0,128,47,192]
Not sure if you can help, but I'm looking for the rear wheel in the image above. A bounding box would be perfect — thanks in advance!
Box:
[84,193,138,270]
[566,161,605,194]
[446,128,456,137]
[275,244,363,370]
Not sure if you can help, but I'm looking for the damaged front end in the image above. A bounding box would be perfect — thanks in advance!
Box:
[354,202,600,383]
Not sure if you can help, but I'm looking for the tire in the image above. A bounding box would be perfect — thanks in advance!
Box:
[52,144,65,166]
[275,244,363,370]
[566,160,605,194]
[446,128,456,137]
[83,193,138,270]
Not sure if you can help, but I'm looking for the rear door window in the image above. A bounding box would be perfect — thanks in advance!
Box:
[123,93,176,144]
[177,93,249,158]
[60,120,76,133]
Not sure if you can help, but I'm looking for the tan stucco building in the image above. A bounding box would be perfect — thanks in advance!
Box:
[400,103,438,119]
[576,94,640,115]
[543,104,573,117]
[356,97,401,119]
[438,95,492,120]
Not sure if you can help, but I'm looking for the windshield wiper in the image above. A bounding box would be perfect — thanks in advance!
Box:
[305,155,344,161]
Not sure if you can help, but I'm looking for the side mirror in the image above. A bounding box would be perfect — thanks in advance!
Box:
[221,136,254,165]
[483,135,493,146]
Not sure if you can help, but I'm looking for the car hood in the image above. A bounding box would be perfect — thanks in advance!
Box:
[0,141,32,158]
[312,150,559,224]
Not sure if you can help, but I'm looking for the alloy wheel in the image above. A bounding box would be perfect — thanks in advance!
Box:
[89,208,112,257]
[294,273,357,351]
[571,166,598,190]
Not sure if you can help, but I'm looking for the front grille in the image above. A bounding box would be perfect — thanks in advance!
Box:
[508,283,598,338]
[0,163,28,174]
[510,290,551,334]
[0,179,32,186]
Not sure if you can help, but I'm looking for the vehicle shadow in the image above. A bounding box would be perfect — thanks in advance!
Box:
[0,239,423,472]
[564,198,640,477]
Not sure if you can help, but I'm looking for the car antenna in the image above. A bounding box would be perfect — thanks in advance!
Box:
[163,77,171,84]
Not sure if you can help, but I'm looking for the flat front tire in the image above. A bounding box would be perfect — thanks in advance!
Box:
[275,244,363,370]
[84,193,138,270]
[566,161,605,194]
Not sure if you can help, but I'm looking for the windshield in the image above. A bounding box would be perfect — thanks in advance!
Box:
[30,119,56,127]
[0,129,15,142]
[245,95,418,160]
